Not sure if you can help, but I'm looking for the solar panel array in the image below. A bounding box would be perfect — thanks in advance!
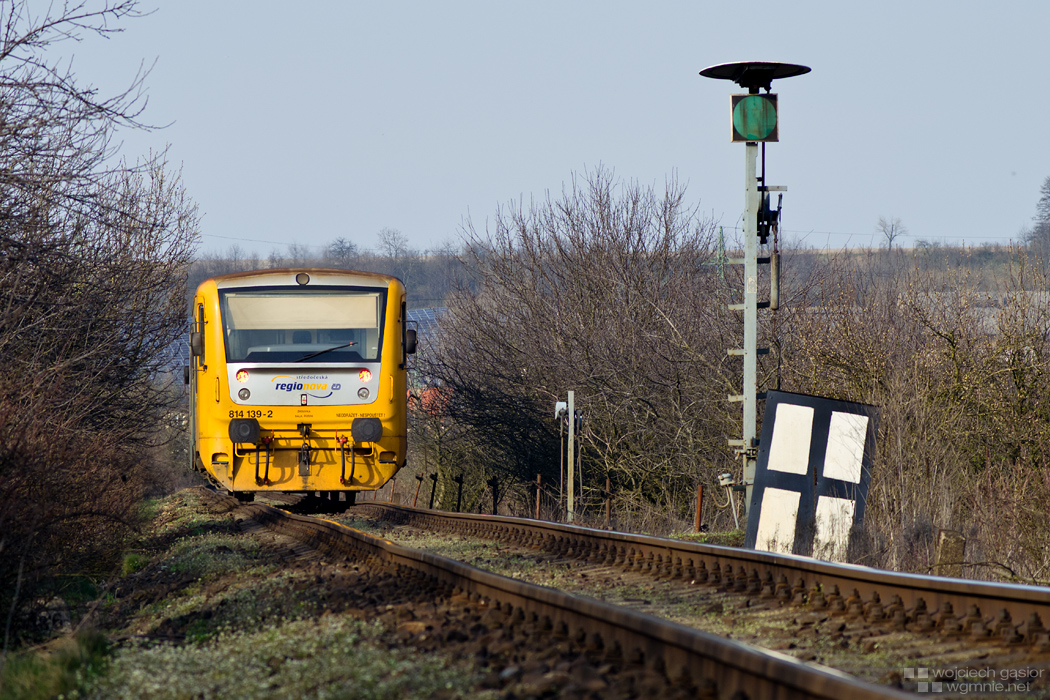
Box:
[407,306,447,337]
[168,334,191,369]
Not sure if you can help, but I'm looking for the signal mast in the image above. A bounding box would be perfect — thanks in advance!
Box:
[700,61,810,514]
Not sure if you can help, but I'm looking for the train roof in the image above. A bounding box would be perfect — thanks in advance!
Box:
[200,268,404,290]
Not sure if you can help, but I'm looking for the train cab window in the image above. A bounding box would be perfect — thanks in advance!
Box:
[218,287,386,363]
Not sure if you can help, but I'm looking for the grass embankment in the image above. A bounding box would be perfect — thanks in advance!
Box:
[0,489,492,700]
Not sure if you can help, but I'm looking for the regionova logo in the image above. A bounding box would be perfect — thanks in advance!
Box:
[271,375,333,399]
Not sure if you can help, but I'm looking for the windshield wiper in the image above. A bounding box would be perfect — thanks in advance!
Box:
[294,341,357,363]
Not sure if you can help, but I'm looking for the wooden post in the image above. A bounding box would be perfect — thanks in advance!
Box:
[934,529,966,577]
[695,484,704,532]
[413,474,423,508]
[604,476,611,529]
[535,474,542,520]
[577,419,583,512]
[488,476,498,515]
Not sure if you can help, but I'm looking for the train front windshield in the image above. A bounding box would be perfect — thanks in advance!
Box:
[219,287,386,363]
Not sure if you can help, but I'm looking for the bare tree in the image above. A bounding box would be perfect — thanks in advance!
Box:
[1025,175,1050,255]
[783,246,1050,578]
[0,0,199,651]
[286,242,313,265]
[418,168,746,524]
[877,216,907,250]
[1035,175,1050,225]
[377,227,409,260]
[375,227,421,291]
[324,236,358,268]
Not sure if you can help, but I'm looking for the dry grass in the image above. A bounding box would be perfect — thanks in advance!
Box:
[2,490,496,700]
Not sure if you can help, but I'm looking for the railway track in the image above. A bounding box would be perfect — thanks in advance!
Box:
[343,501,1050,695]
[216,490,913,699]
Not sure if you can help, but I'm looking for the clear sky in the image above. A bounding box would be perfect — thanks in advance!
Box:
[71,1,1050,255]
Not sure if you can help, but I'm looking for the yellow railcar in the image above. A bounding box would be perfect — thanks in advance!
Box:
[188,269,415,502]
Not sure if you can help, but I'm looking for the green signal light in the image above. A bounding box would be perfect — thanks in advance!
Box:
[731,94,778,142]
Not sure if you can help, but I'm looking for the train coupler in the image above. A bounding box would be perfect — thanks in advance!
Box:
[338,436,355,486]
[298,443,311,477]
[255,436,273,486]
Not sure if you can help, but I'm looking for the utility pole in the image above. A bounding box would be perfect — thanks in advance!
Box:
[566,390,575,522]
[700,61,810,515]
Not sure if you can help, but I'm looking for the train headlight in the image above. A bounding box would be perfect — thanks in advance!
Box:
[358,369,372,382]
[238,388,251,400]
[358,388,369,400]
[236,369,249,382]
[351,417,383,443]
[229,418,260,444]
[296,273,310,285]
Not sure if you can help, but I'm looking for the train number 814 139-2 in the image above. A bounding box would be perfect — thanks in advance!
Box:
[229,409,273,419]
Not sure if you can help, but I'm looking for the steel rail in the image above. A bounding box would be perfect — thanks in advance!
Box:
[352,502,1050,645]
[233,499,909,700]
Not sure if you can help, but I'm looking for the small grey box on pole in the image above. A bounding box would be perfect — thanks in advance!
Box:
[566,390,575,522]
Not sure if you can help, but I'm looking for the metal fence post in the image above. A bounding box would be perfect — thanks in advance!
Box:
[535,473,542,520]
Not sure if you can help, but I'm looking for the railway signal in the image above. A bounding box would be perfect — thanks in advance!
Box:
[700,61,810,515]
[731,93,778,142]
